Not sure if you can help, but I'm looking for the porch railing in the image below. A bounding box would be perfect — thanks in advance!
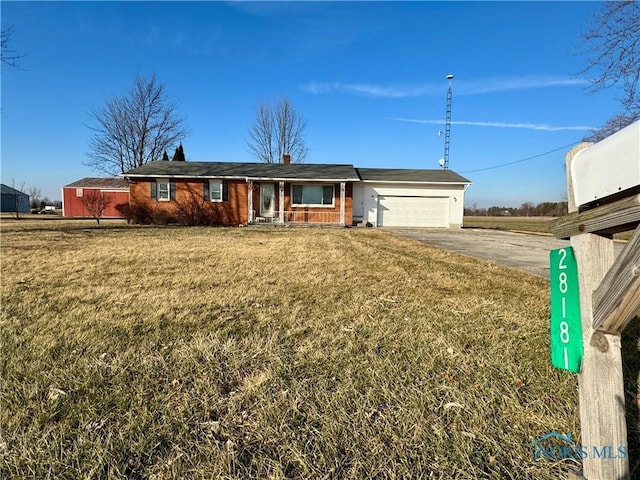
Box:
[250,211,342,224]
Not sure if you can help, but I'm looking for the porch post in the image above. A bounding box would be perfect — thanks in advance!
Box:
[279,181,285,224]
[248,180,253,224]
[340,182,346,226]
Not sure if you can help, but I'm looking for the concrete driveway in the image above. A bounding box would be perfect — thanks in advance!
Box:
[385,227,624,279]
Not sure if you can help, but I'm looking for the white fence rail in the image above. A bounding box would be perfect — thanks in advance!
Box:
[251,211,342,224]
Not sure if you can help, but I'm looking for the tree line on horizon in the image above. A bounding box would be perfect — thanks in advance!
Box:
[465,201,569,218]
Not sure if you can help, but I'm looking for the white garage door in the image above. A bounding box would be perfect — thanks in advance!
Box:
[378,196,450,227]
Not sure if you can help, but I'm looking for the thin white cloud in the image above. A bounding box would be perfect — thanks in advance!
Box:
[459,76,588,96]
[301,75,589,99]
[303,81,342,95]
[389,117,596,132]
[302,81,438,98]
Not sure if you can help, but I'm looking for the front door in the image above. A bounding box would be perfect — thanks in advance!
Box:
[352,185,365,220]
[260,183,275,217]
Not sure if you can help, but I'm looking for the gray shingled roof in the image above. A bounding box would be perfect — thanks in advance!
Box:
[64,177,129,189]
[356,168,471,184]
[123,162,472,184]
[125,161,361,181]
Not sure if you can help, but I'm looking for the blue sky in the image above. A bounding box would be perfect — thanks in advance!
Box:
[1,1,623,207]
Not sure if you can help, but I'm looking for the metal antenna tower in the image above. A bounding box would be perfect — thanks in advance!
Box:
[442,74,454,170]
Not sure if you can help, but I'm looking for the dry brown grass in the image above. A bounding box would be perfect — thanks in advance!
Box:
[463,216,634,241]
[463,216,554,234]
[1,219,637,478]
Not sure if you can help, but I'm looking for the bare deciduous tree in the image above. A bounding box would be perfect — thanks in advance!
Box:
[28,187,42,209]
[247,98,309,163]
[1,28,25,68]
[7,180,27,219]
[87,74,188,176]
[80,190,112,225]
[582,112,637,143]
[579,1,640,118]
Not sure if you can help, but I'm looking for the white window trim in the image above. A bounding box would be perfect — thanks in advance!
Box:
[291,184,335,208]
[157,179,170,202]
[209,180,223,202]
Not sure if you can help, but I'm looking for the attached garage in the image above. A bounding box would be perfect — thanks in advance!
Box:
[355,168,471,228]
[378,195,449,227]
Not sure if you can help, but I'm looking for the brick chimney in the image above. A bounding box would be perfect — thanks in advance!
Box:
[283,154,291,164]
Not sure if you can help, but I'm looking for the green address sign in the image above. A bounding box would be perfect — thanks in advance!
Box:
[550,247,583,373]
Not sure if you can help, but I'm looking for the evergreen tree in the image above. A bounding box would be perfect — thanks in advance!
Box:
[161,150,169,161]
[172,143,185,161]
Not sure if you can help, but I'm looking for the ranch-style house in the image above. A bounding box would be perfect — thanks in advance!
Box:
[122,156,471,228]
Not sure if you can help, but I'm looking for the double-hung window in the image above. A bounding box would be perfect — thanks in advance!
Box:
[209,180,223,202]
[157,180,170,201]
[291,184,334,207]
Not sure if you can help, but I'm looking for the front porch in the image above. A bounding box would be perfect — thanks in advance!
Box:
[248,180,348,226]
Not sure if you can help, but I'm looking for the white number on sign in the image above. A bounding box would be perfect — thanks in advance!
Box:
[559,271,568,294]
[558,248,567,270]
[560,321,570,343]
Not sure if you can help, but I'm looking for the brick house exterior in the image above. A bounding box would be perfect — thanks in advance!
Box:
[124,160,359,226]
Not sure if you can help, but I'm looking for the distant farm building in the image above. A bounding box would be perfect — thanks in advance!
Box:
[1,184,30,213]
[62,177,129,218]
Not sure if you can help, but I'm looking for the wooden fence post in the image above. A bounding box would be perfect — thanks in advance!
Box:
[571,233,629,479]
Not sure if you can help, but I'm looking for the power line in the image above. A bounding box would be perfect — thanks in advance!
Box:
[459,141,581,173]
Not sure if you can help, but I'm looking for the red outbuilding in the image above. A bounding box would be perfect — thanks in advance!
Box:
[62,177,129,218]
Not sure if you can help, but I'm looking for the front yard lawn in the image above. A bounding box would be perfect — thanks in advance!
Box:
[1,222,637,478]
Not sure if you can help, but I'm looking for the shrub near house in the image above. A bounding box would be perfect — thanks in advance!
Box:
[126,178,243,226]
